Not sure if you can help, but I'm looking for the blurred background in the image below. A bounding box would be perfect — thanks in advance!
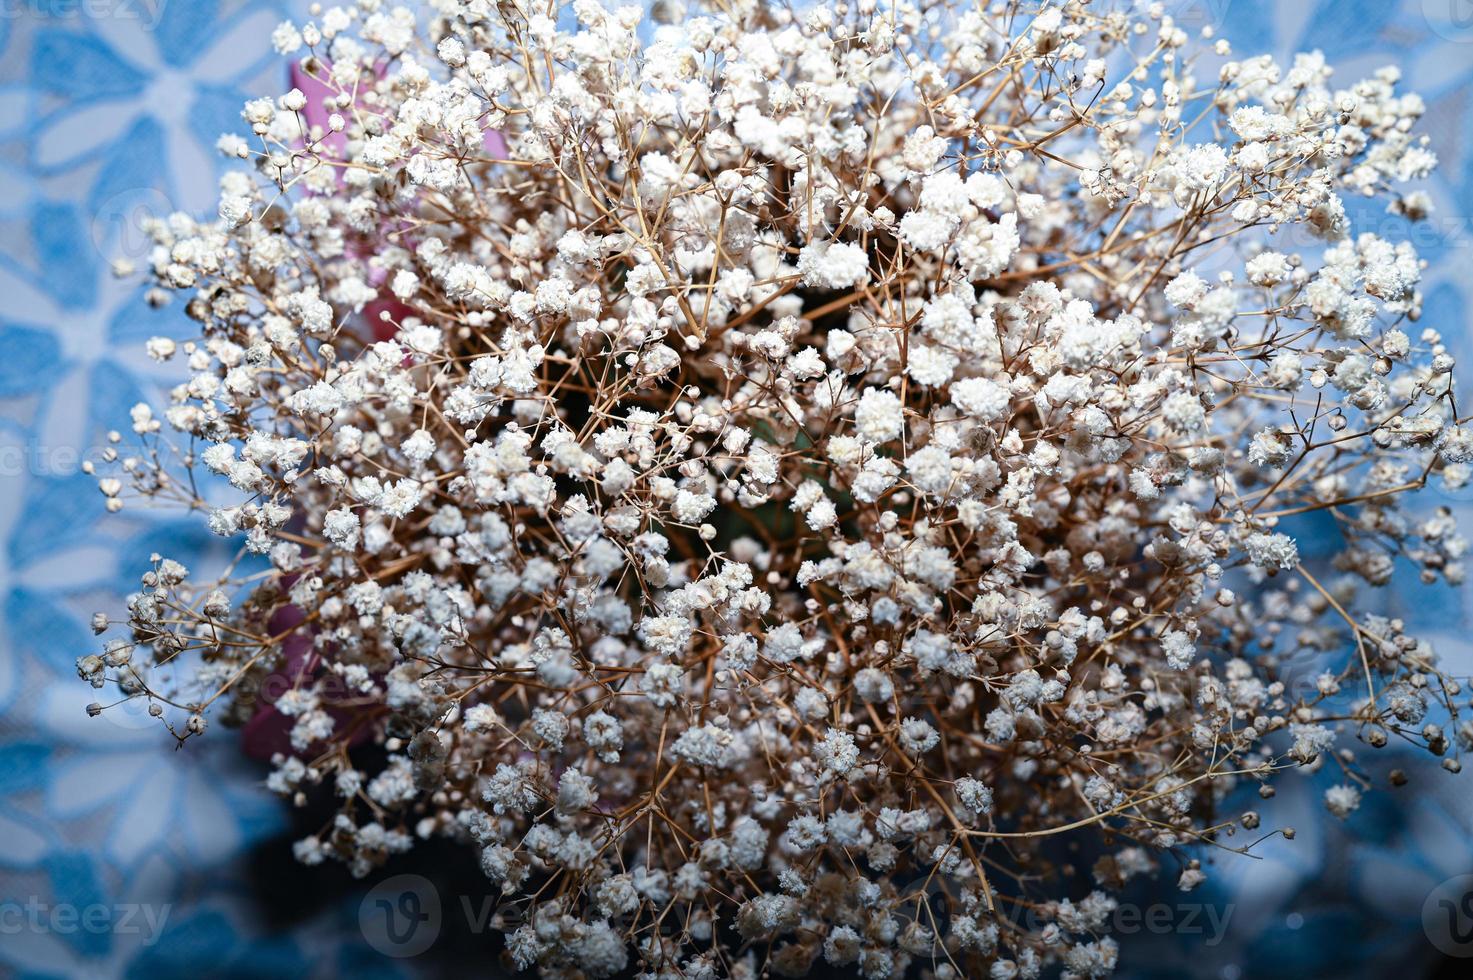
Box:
[1,1,1472,976]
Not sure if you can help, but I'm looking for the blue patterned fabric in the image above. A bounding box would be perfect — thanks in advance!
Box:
[1,2,1471,977]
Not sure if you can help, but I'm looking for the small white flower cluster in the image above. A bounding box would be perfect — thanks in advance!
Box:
[81,2,1470,976]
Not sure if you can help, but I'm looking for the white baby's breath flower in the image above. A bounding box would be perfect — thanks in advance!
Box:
[77,4,1467,974]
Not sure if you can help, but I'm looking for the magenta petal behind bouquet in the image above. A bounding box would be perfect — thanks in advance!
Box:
[81,2,1472,976]
[240,602,315,760]
[287,59,504,344]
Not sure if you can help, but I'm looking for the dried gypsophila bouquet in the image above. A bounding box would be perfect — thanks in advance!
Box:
[77,0,1473,975]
